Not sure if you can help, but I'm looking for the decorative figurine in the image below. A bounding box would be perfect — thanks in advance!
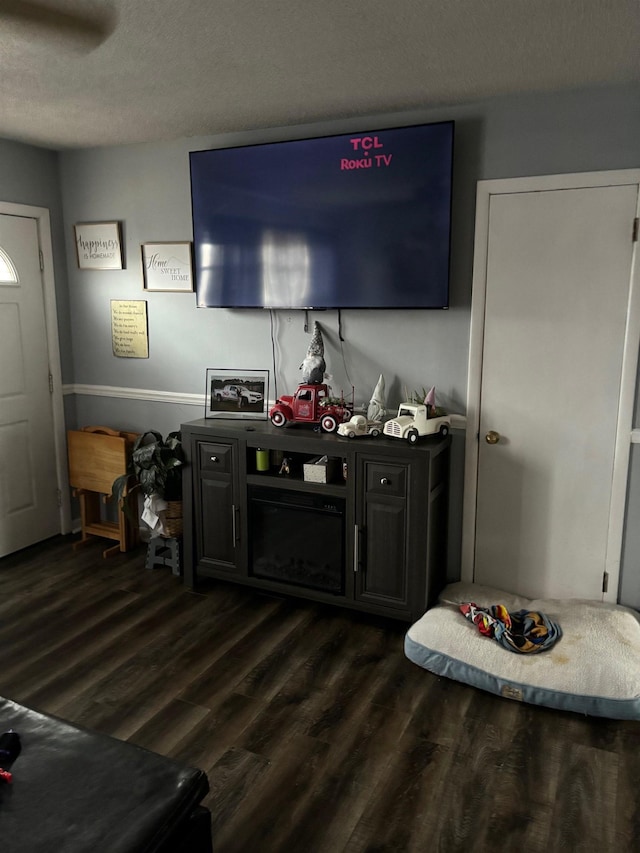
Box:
[279,457,291,476]
[337,414,382,439]
[300,321,326,384]
[367,373,386,422]
[383,385,451,444]
[425,385,437,415]
[270,383,352,433]
[271,319,354,432]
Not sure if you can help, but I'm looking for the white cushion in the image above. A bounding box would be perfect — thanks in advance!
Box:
[405,582,640,719]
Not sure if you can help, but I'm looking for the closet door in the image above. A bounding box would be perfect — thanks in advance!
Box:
[464,173,640,600]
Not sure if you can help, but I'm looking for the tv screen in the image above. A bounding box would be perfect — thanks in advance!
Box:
[189,120,453,310]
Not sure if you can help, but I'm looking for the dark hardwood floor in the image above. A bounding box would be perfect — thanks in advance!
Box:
[1,536,638,852]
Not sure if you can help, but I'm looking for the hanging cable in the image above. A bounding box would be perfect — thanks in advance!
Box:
[338,309,353,388]
[269,310,278,401]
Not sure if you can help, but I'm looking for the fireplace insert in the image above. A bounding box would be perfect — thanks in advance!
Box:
[248,485,345,594]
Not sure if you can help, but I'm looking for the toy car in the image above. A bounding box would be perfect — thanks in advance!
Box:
[337,414,382,439]
[269,383,351,432]
[383,403,450,444]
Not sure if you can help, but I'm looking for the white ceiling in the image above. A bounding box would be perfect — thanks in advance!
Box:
[1,0,639,150]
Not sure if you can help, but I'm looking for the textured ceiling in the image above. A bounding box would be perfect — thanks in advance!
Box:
[1,0,639,150]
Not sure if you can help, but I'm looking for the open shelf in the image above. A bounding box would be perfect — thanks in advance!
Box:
[245,473,346,496]
[245,445,347,487]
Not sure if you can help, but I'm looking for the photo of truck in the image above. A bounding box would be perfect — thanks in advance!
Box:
[214,383,263,407]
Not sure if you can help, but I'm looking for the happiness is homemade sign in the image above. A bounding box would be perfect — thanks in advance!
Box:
[74,222,123,270]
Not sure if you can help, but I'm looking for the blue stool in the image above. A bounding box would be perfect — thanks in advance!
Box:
[145,537,181,575]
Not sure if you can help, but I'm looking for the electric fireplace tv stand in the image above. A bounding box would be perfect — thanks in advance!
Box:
[181,418,450,622]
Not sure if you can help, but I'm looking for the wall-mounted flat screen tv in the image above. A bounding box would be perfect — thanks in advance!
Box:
[189,120,454,310]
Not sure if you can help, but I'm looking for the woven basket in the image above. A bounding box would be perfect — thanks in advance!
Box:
[161,500,183,539]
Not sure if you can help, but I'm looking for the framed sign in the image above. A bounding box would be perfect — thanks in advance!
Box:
[142,242,194,292]
[205,369,269,419]
[74,221,123,270]
[111,300,149,358]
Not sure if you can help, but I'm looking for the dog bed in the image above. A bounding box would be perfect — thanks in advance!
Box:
[405,582,640,719]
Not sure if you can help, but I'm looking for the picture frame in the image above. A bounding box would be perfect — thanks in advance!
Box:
[205,369,269,420]
[142,242,194,292]
[110,300,149,359]
[74,221,123,270]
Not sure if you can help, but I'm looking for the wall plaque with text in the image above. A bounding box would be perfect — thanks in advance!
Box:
[111,300,149,358]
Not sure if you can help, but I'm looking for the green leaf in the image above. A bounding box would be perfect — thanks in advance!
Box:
[111,429,184,504]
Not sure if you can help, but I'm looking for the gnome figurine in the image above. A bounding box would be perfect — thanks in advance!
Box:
[300,321,326,384]
[425,385,437,416]
[367,374,386,422]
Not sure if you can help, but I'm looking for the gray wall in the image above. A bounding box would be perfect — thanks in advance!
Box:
[0,138,77,428]
[0,140,71,374]
[58,85,640,418]
[2,82,640,598]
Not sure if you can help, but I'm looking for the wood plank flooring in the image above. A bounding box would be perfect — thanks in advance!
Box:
[1,536,639,852]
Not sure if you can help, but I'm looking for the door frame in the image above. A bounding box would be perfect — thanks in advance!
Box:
[0,201,71,536]
[461,170,640,602]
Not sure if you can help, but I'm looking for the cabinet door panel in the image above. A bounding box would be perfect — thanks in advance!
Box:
[200,478,236,569]
[359,497,408,606]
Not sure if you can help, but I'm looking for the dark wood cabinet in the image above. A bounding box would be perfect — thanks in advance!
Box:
[355,457,412,612]
[190,439,244,577]
[181,418,449,622]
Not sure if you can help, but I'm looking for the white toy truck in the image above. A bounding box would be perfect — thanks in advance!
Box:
[383,403,450,444]
[337,414,382,439]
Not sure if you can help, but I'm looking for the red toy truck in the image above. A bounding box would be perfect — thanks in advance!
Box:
[269,384,352,432]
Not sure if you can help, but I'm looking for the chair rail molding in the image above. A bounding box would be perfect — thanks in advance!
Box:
[63,384,205,406]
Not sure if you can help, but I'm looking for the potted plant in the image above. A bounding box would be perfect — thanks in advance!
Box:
[112,430,184,537]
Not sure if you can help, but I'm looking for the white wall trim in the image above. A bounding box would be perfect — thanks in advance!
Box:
[606,184,640,600]
[448,413,467,431]
[460,179,492,584]
[0,201,71,535]
[65,383,205,406]
[462,169,640,603]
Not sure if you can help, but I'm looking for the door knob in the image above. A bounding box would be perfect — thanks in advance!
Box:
[485,430,501,445]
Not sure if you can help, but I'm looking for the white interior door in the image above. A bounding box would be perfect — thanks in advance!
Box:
[0,213,61,556]
[463,172,640,601]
